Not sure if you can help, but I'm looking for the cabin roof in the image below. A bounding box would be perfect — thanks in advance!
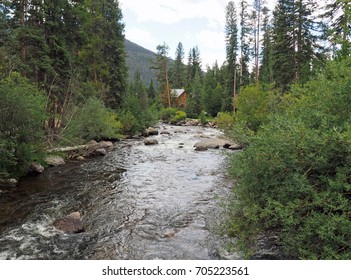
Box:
[171,89,186,98]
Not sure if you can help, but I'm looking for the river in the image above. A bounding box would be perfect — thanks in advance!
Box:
[0,125,236,260]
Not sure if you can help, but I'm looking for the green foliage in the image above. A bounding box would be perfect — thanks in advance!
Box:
[119,93,158,136]
[215,112,234,130]
[227,59,351,259]
[63,98,121,143]
[170,111,187,124]
[159,107,178,122]
[0,73,47,177]
[235,86,277,132]
[119,110,138,136]
[198,111,207,126]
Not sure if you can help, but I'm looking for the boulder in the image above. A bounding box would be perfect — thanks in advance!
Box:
[143,127,159,137]
[144,138,158,145]
[97,141,113,149]
[160,131,171,135]
[194,138,239,150]
[194,145,208,151]
[45,155,65,166]
[228,143,243,150]
[53,212,85,234]
[94,148,107,156]
[30,162,45,173]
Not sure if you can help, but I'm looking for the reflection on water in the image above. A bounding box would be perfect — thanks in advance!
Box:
[0,125,234,260]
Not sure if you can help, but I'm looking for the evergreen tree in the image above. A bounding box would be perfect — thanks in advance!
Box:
[202,66,223,117]
[81,0,127,108]
[147,79,156,100]
[225,1,239,111]
[252,0,263,85]
[152,42,171,108]
[324,0,351,58]
[260,6,274,84]
[186,68,203,117]
[272,0,317,90]
[239,0,252,87]
[186,46,202,87]
[171,42,185,88]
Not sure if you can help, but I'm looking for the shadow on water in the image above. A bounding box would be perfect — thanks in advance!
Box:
[0,125,236,260]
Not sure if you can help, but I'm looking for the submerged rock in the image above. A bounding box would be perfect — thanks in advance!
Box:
[53,212,85,234]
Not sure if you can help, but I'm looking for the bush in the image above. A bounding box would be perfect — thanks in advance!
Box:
[215,112,234,130]
[235,86,278,132]
[119,110,138,136]
[227,59,351,259]
[170,110,187,124]
[63,98,121,143]
[159,107,178,122]
[0,73,47,177]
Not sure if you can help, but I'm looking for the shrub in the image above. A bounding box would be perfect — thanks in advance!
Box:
[118,110,138,136]
[0,73,47,177]
[227,59,351,259]
[170,110,187,124]
[63,98,121,143]
[215,112,234,130]
[235,86,277,132]
[159,107,178,122]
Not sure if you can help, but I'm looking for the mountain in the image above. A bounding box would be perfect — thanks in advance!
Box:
[124,39,156,85]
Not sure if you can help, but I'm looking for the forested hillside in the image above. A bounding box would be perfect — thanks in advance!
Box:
[124,39,156,84]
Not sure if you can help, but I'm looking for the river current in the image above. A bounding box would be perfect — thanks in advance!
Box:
[0,125,235,260]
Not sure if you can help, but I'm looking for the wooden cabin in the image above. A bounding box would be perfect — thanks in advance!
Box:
[171,89,187,108]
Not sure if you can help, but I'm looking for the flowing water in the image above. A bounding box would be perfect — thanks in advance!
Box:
[0,125,235,260]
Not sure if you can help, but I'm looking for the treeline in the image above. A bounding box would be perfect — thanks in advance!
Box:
[0,0,158,178]
[219,0,351,259]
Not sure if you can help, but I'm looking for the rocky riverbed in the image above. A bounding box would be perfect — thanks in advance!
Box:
[0,124,243,260]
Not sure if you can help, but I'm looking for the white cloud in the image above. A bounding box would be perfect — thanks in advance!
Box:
[125,28,157,49]
[120,0,226,27]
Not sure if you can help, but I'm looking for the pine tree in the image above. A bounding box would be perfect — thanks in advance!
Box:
[272,0,317,90]
[253,0,263,85]
[81,0,127,108]
[186,46,202,87]
[225,1,239,111]
[239,0,251,87]
[151,42,171,108]
[260,6,274,84]
[324,0,351,58]
[171,42,185,88]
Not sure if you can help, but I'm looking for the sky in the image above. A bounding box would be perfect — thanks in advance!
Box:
[119,0,276,69]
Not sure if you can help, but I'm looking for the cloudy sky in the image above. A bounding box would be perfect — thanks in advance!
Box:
[119,0,277,69]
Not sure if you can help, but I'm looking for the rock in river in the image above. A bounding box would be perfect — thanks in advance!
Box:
[30,162,45,174]
[144,138,159,145]
[53,212,85,234]
[45,155,65,166]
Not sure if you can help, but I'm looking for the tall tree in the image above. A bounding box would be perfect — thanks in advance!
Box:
[324,0,351,58]
[239,0,252,87]
[81,0,127,108]
[260,5,274,84]
[272,0,317,90]
[171,41,185,88]
[186,46,202,87]
[253,0,263,86]
[225,1,239,111]
[152,42,171,108]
